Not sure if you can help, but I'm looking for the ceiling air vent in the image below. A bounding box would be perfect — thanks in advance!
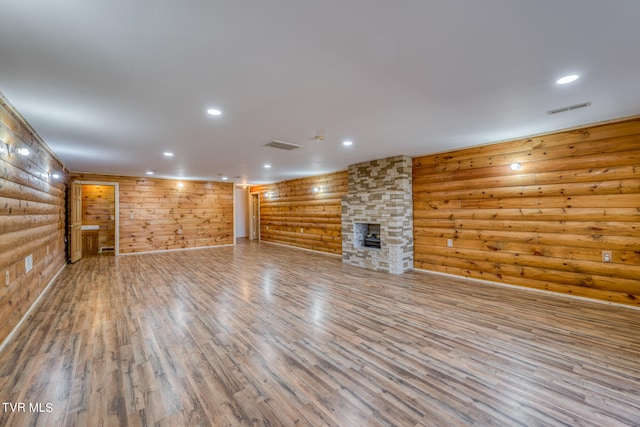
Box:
[262,140,301,150]
[547,102,591,115]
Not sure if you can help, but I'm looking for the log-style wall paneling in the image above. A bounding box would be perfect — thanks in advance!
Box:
[0,94,68,344]
[81,184,115,249]
[413,117,640,306]
[251,171,348,254]
[71,174,234,254]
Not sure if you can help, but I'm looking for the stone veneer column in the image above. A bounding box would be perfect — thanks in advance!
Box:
[341,155,413,274]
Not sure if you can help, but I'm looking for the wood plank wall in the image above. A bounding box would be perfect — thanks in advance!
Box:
[71,174,234,253]
[0,95,67,344]
[413,117,640,306]
[251,171,348,254]
[81,184,115,249]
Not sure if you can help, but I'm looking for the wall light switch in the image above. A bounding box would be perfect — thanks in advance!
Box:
[447,239,453,247]
[25,254,33,273]
[602,250,612,263]
[129,213,134,220]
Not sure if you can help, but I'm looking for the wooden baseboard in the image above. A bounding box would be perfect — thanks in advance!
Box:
[118,243,236,256]
[260,240,342,258]
[413,267,640,312]
[0,263,68,354]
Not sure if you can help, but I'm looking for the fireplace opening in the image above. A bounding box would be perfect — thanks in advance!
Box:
[355,222,381,249]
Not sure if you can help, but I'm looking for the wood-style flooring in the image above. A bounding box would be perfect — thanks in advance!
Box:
[1,240,640,426]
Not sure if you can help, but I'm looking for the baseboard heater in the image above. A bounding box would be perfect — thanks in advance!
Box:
[99,246,115,253]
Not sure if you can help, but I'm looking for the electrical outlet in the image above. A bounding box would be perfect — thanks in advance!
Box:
[25,254,33,273]
[447,239,453,247]
[5,271,9,287]
[602,250,612,263]
[129,213,134,220]
[177,228,183,235]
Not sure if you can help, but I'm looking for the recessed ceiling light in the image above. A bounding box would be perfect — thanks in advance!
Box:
[146,170,155,175]
[510,163,521,171]
[264,164,271,169]
[342,140,353,146]
[207,108,222,116]
[52,173,60,179]
[222,176,228,181]
[556,74,579,85]
[163,152,174,157]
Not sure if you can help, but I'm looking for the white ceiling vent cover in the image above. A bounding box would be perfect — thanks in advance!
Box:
[547,102,592,115]
[263,140,301,150]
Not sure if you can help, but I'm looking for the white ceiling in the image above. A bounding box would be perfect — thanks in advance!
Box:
[1,0,639,184]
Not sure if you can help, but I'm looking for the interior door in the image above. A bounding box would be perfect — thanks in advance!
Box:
[70,182,82,262]
[250,192,260,240]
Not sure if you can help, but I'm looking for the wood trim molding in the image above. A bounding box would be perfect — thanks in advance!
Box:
[0,90,66,168]
[413,267,640,312]
[0,263,67,354]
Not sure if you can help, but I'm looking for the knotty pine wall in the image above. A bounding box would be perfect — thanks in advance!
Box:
[0,95,67,344]
[81,184,115,249]
[71,173,234,253]
[251,171,348,254]
[413,117,640,306]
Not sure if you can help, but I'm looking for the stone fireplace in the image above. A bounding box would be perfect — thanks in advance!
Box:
[341,155,413,274]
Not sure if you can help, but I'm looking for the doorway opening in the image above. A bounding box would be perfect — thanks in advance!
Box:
[70,181,120,262]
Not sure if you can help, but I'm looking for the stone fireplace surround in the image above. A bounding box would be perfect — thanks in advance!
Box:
[341,155,414,274]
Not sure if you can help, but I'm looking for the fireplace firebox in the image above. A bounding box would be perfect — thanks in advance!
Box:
[355,223,381,249]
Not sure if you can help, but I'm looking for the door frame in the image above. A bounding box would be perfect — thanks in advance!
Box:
[232,183,237,245]
[70,182,82,263]
[249,191,260,241]
[71,181,120,258]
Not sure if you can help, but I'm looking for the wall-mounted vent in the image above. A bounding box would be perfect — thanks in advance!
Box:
[547,102,591,115]
[262,140,301,150]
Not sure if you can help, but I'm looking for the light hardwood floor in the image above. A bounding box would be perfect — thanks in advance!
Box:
[1,240,639,426]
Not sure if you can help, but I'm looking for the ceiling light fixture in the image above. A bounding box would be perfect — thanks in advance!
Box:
[342,140,353,146]
[556,74,579,85]
[510,163,521,171]
[52,173,60,179]
[146,170,155,175]
[163,152,174,157]
[222,176,228,181]
[264,164,271,169]
[207,108,222,116]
